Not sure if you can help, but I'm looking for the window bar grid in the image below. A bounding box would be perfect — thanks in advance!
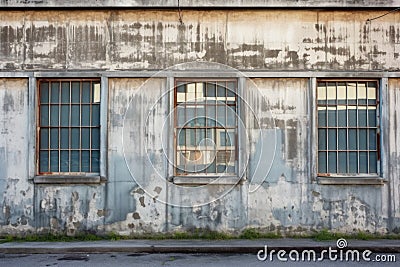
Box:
[68,81,72,173]
[89,81,92,173]
[79,81,82,172]
[58,81,61,173]
[47,82,51,173]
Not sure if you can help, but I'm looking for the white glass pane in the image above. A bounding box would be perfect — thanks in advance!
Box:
[93,83,101,103]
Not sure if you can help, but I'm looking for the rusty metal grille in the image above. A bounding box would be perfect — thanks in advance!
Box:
[38,79,101,174]
[317,80,379,175]
[174,79,237,175]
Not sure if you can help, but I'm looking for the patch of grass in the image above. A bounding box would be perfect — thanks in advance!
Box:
[239,228,282,239]
[312,229,340,241]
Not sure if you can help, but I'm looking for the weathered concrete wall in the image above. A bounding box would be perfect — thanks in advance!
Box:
[1,9,400,71]
[0,78,34,235]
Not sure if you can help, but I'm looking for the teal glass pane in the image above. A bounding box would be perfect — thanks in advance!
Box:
[82,128,90,149]
[50,82,59,103]
[50,128,58,149]
[328,152,337,173]
[60,150,69,172]
[349,151,358,173]
[217,105,226,126]
[327,108,336,126]
[81,151,90,172]
[318,108,326,127]
[369,152,377,173]
[217,83,226,98]
[92,128,100,149]
[61,82,70,103]
[50,105,59,126]
[338,129,347,150]
[358,108,367,127]
[40,105,49,126]
[369,129,377,150]
[70,150,80,172]
[349,129,357,150]
[177,106,185,127]
[359,129,367,150]
[81,82,91,103]
[206,105,216,126]
[359,152,368,173]
[318,152,327,173]
[328,129,337,150]
[186,107,195,126]
[195,106,205,126]
[71,128,80,149]
[92,105,100,126]
[187,129,195,146]
[81,105,90,126]
[368,108,376,127]
[227,131,235,147]
[178,128,185,146]
[348,108,357,126]
[205,160,216,173]
[60,105,69,126]
[71,105,80,126]
[338,152,347,173]
[71,82,80,103]
[217,164,227,173]
[50,150,59,172]
[337,106,347,127]
[91,150,100,173]
[226,106,236,127]
[40,82,49,103]
[318,129,326,150]
[40,128,49,149]
[39,151,49,173]
[60,128,69,149]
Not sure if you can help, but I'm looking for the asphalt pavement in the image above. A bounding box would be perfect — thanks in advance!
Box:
[0,238,399,254]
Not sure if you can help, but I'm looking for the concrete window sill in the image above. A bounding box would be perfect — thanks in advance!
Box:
[33,175,106,185]
[316,176,386,185]
[173,176,241,185]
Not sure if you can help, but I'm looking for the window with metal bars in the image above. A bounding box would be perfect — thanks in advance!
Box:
[175,79,237,175]
[317,80,379,175]
[38,79,101,174]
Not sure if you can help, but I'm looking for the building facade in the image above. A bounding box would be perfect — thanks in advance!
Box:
[1,0,400,236]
